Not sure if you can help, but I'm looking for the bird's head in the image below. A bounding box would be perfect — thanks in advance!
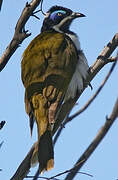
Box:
[41,6,85,33]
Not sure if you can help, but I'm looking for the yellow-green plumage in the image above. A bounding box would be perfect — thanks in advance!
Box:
[22,31,77,88]
[21,31,78,172]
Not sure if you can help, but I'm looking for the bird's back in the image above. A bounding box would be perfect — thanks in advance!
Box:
[21,31,78,99]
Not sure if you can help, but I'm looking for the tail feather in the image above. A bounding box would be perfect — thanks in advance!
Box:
[38,130,54,173]
[30,93,54,174]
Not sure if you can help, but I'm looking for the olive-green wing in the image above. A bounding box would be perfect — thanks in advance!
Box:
[21,31,78,93]
[21,31,78,131]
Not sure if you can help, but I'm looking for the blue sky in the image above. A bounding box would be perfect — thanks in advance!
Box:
[0,0,118,180]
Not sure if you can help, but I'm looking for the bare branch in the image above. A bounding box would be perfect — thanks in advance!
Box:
[10,143,35,180]
[27,160,93,179]
[10,32,118,180]
[68,60,117,122]
[33,167,40,180]
[0,121,5,130]
[89,33,118,81]
[0,0,3,11]
[27,171,93,179]
[64,98,118,180]
[0,0,42,72]
[52,32,118,136]
[0,141,4,148]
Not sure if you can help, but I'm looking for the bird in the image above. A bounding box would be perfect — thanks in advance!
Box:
[21,5,89,174]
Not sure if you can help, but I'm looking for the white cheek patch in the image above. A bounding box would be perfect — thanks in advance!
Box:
[53,15,72,33]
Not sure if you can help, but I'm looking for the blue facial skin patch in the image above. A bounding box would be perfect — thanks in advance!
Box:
[50,10,66,21]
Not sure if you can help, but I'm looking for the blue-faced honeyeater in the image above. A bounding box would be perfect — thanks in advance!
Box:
[21,5,89,174]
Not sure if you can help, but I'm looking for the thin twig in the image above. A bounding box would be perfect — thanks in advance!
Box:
[0,0,3,11]
[53,60,117,145]
[27,171,93,179]
[64,98,118,180]
[33,0,45,14]
[32,0,46,20]
[26,176,49,179]
[33,167,40,180]
[48,160,93,180]
[40,0,46,15]
[0,121,5,130]
[32,14,40,20]
[0,141,4,148]
[27,160,93,179]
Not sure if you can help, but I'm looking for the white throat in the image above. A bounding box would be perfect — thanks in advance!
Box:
[66,33,81,51]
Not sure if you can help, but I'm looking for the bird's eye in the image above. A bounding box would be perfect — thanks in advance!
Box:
[57,12,62,16]
[50,10,66,21]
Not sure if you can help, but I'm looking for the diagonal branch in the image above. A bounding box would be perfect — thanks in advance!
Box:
[27,160,93,179]
[53,59,117,144]
[64,98,118,180]
[53,32,118,136]
[0,121,5,130]
[0,0,3,11]
[10,143,35,180]
[0,0,42,72]
[69,60,117,121]
[0,141,4,149]
[10,32,118,180]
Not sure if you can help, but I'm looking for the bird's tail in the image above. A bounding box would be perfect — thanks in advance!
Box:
[38,130,54,173]
[31,131,54,173]
[30,93,54,173]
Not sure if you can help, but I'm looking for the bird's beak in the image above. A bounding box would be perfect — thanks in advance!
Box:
[72,12,86,18]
